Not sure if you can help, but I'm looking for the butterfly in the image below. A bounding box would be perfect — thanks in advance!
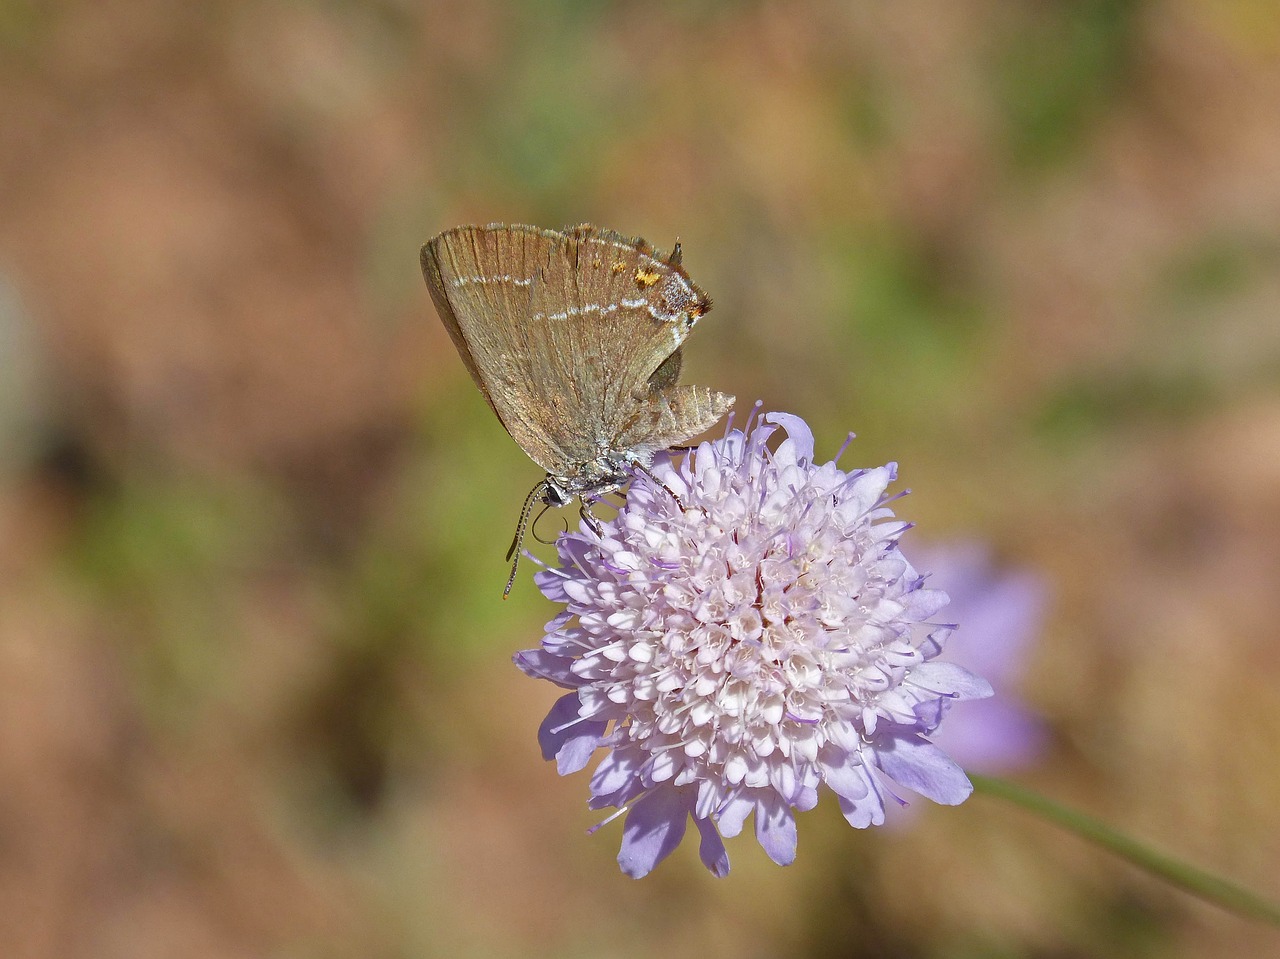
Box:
[421,223,734,594]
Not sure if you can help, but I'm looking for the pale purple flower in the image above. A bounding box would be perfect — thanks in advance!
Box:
[515,410,992,878]
[916,543,1049,774]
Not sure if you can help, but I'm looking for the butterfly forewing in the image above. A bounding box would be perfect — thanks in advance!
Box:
[423,226,572,473]
[523,227,694,456]
[422,223,733,486]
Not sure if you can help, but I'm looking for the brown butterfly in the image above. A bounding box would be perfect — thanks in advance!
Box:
[421,223,734,593]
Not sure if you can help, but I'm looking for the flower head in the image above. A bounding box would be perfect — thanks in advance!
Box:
[515,410,992,877]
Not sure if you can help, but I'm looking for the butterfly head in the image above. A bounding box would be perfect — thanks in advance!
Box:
[543,453,637,508]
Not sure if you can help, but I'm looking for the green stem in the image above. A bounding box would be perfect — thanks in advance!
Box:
[970,774,1280,927]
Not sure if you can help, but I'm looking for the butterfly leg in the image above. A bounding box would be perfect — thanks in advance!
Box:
[628,458,687,513]
[578,499,606,536]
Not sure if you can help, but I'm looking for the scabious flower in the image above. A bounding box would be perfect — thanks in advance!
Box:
[515,410,992,878]
[916,543,1048,774]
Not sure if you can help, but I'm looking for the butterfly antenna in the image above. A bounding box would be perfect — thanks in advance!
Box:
[504,480,547,598]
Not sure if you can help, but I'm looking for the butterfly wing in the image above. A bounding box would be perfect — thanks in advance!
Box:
[422,223,732,475]
[617,346,735,458]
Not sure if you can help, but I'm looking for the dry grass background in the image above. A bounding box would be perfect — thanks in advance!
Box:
[1,0,1279,956]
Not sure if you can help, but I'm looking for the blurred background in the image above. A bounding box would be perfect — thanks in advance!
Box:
[2,0,1279,956]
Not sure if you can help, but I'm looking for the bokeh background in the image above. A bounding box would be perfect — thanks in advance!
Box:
[2,0,1279,956]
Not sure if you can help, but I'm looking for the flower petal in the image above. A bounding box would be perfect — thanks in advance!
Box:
[512,648,579,687]
[764,412,815,464]
[909,661,994,700]
[589,747,644,807]
[755,794,797,866]
[716,793,755,838]
[901,586,951,621]
[817,744,868,801]
[837,788,887,829]
[618,788,690,879]
[537,694,605,774]
[694,815,730,877]
[874,733,973,806]
[532,579,568,607]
